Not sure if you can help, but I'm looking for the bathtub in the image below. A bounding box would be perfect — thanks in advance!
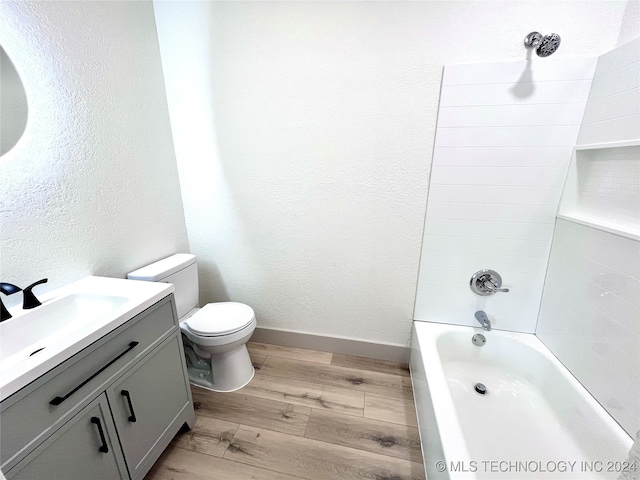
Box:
[410,321,634,480]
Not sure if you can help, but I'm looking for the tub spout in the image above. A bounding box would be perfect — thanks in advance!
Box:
[475,311,491,331]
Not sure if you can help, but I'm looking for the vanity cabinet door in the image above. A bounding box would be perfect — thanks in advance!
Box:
[6,394,127,480]
[106,335,191,480]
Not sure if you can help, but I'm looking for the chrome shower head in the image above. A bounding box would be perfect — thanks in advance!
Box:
[524,32,561,57]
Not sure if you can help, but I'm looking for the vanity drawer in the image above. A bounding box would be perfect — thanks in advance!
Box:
[0,295,178,470]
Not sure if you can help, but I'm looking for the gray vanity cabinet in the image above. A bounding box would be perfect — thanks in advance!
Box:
[0,294,195,480]
[106,336,190,479]
[7,395,128,480]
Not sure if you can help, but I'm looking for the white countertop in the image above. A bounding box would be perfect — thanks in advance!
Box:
[0,276,173,402]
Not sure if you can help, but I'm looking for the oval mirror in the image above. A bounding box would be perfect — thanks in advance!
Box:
[1,45,28,156]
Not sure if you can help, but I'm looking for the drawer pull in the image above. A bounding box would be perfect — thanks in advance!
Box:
[90,417,109,453]
[120,390,137,422]
[50,341,139,406]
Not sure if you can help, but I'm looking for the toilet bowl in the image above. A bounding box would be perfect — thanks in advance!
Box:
[180,302,256,392]
[128,254,256,393]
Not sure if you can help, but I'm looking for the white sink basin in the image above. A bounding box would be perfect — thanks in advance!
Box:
[0,293,128,365]
[0,276,173,401]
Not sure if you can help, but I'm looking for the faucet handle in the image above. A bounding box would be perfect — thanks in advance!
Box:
[0,282,22,295]
[482,280,510,293]
[23,278,48,309]
[470,269,509,296]
[0,282,23,322]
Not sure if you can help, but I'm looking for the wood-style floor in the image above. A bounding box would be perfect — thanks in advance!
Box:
[145,342,425,480]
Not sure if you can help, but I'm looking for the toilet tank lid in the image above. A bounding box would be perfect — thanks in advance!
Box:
[127,253,196,281]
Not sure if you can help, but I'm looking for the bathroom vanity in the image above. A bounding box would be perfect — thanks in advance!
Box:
[0,278,195,480]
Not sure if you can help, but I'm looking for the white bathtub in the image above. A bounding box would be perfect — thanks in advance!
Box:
[410,321,634,480]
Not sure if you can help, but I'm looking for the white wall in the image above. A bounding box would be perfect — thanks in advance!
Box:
[414,58,596,332]
[578,38,640,148]
[537,38,640,437]
[616,0,640,47]
[0,1,189,307]
[154,0,630,347]
[537,220,639,436]
[565,37,640,237]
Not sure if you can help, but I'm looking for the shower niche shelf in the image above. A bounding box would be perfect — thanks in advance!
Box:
[574,139,640,151]
[557,143,640,241]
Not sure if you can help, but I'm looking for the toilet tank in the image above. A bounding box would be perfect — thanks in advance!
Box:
[127,253,198,319]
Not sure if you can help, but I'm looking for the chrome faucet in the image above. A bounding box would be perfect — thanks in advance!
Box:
[470,269,509,296]
[0,282,22,322]
[475,311,491,331]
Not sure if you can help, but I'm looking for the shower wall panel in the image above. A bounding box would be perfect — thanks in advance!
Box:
[414,57,596,332]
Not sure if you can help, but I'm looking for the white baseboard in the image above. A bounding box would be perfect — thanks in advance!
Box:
[251,327,410,363]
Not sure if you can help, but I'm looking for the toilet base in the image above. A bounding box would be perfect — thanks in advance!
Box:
[184,342,255,393]
[188,367,254,393]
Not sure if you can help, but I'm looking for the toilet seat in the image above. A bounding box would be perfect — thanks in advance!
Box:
[184,302,255,337]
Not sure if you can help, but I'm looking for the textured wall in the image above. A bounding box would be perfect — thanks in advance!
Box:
[154,0,630,347]
[0,1,189,307]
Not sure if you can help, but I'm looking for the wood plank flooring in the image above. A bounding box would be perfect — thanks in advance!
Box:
[145,343,424,480]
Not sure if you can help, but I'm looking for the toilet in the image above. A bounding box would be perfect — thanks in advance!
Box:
[128,254,256,392]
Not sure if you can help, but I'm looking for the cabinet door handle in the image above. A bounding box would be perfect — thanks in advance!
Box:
[50,341,139,406]
[90,417,109,453]
[120,390,137,422]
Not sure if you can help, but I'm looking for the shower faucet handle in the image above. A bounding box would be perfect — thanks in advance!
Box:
[470,270,509,296]
[483,280,509,294]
